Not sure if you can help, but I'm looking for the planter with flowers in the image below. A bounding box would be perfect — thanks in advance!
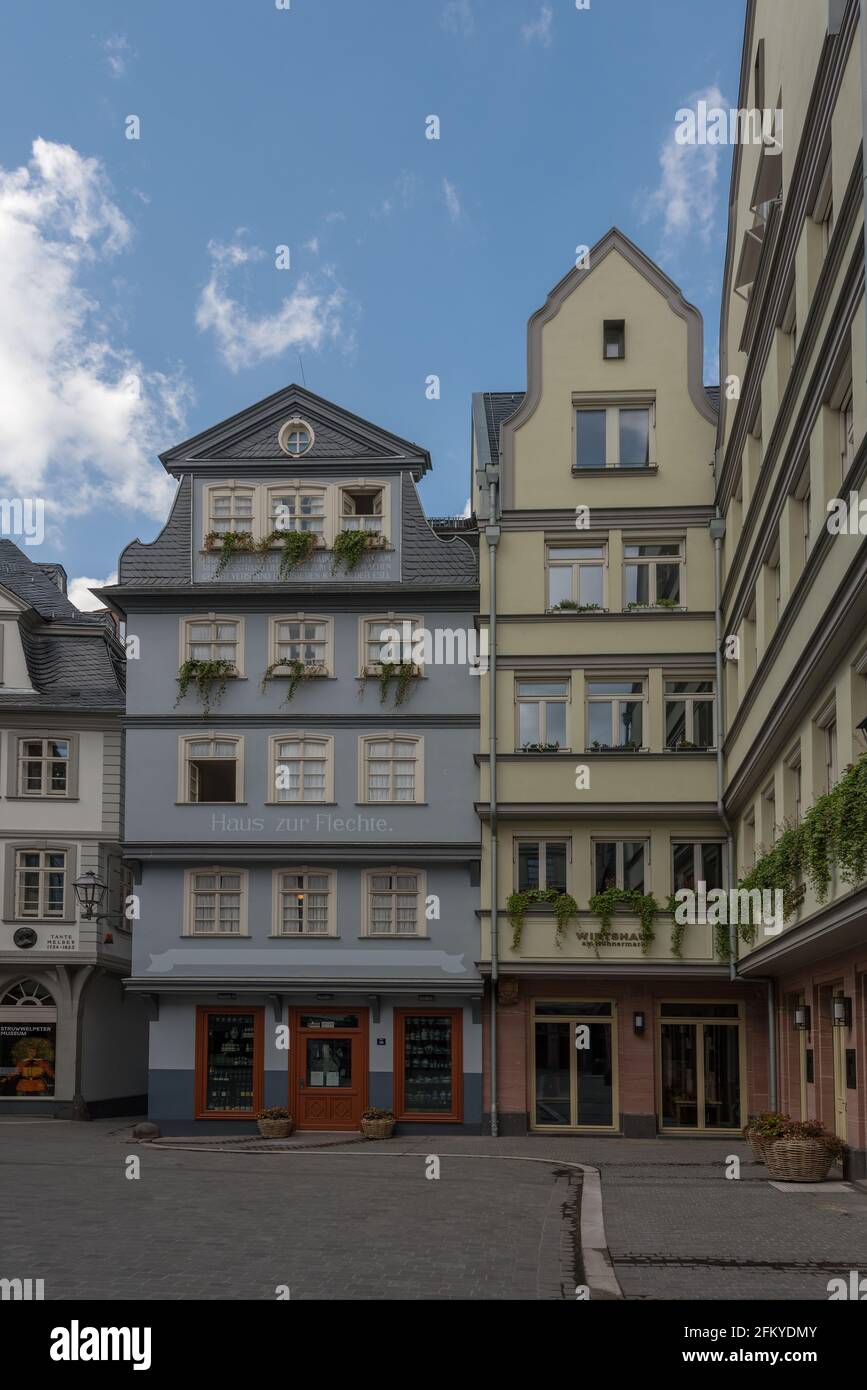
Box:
[763,1119,844,1182]
[361,1107,395,1140]
[256,1107,295,1139]
[742,1111,789,1163]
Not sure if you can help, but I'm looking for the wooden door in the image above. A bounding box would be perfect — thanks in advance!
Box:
[293,1008,367,1130]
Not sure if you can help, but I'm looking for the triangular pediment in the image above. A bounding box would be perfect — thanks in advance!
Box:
[160,385,430,473]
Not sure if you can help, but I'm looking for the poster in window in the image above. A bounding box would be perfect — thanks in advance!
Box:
[0,1022,56,1098]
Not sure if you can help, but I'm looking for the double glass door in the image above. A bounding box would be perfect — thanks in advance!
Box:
[659,1003,742,1131]
[533,1002,615,1130]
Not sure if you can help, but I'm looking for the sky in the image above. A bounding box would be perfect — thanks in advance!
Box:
[0,0,745,607]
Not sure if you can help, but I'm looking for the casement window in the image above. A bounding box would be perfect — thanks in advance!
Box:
[814,156,833,253]
[360,735,423,803]
[17,738,72,797]
[575,403,654,470]
[623,541,682,606]
[593,840,648,895]
[762,782,777,845]
[516,681,568,749]
[547,545,606,610]
[672,842,724,893]
[802,483,812,557]
[340,484,385,535]
[363,869,425,936]
[586,679,645,749]
[270,734,333,804]
[182,616,243,672]
[825,719,838,793]
[206,485,256,537]
[785,746,802,822]
[15,849,67,918]
[664,679,715,749]
[267,485,327,541]
[516,839,569,894]
[273,869,335,936]
[269,616,332,675]
[742,812,756,875]
[186,869,247,936]
[603,320,625,360]
[181,735,242,804]
[361,615,422,673]
[840,388,855,480]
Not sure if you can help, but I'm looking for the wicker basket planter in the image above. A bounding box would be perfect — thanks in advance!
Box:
[361,1111,395,1140]
[256,1110,294,1139]
[747,1135,769,1164]
[765,1138,836,1183]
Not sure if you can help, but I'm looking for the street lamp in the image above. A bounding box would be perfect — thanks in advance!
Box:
[73,871,108,920]
[856,716,867,745]
[832,996,852,1029]
[793,1004,811,1031]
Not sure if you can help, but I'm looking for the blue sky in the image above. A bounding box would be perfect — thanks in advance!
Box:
[0,0,744,604]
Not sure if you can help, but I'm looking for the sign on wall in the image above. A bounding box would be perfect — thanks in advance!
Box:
[0,1022,56,1098]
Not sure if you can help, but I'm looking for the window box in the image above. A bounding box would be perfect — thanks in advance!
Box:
[520,742,562,754]
[586,742,647,753]
[547,602,605,614]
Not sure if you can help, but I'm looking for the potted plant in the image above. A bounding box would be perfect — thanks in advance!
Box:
[742,1111,788,1163]
[763,1118,844,1182]
[361,1106,396,1139]
[256,1106,295,1139]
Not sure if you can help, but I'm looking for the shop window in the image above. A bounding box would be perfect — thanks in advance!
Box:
[658,1002,742,1131]
[546,546,605,610]
[532,1001,616,1130]
[195,1007,263,1118]
[394,1010,463,1122]
[593,840,647,894]
[0,980,57,1100]
[664,679,715,749]
[516,680,569,749]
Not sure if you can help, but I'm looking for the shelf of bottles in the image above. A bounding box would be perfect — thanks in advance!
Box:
[402,1016,453,1113]
[205,1013,256,1112]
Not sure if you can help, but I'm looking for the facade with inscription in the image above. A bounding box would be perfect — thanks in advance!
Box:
[100,386,483,1133]
[0,541,147,1116]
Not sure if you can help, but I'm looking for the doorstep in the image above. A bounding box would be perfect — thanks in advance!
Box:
[143,1130,369,1153]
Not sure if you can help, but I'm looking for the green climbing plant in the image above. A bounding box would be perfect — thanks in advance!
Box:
[203,529,256,577]
[277,529,318,578]
[175,658,235,715]
[332,528,373,573]
[587,887,660,955]
[260,658,322,705]
[376,660,417,708]
[505,889,579,951]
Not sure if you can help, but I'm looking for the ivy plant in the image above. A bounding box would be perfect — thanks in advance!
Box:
[175,658,235,716]
[332,529,372,573]
[260,659,322,705]
[505,889,579,951]
[203,529,256,577]
[377,660,416,708]
[587,887,659,954]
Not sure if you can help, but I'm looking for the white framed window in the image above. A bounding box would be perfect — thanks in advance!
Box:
[574,400,655,470]
[272,868,335,936]
[179,735,243,804]
[593,840,649,895]
[359,735,423,803]
[17,738,71,797]
[546,545,606,610]
[267,484,328,544]
[664,679,715,749]
[742,812,756,875]
[586,678,646,749]
[362,868,425,937]
[516,680,569,750]
[780,286,797,368]
[671,842,725,894]
[623,541,683,607]
[185,869,248,937]
[360,615,423,674]
[825,719,838,793]
[269,734,333,804]
[181,615,244,674]
[277,417,315,457]
[269,616,332,676]
[339,483,387,537]
[516,839,569,893]
[785,745,802,822]
[15,849,67,919]
[204,484,256,539]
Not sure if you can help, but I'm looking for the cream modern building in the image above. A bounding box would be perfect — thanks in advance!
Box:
[473,229,771,1138]
[717,0,867,1178]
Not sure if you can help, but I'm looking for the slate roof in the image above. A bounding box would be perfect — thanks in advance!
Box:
[0,542,124,712]
[401,477,477,585]
[117,476,192,587]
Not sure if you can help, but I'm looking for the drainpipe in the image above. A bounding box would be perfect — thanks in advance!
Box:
[486,476,501,1137]
[709,514,737,975]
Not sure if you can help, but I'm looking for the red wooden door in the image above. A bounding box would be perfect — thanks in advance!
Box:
[293,1008,368,1130]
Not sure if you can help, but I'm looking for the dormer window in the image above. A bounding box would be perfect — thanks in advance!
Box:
[603,320,625,359]
[278,419,314,457]
[341,486,384,534]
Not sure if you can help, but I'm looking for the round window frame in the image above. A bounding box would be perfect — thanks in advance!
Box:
[278,418,315,458]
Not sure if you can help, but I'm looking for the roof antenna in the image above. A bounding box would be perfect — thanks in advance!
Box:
[298,353,307,388]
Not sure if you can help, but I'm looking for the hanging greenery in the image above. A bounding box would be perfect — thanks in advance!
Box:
[175,659,235,716]
[277,529,318,578]
[587,887,659,954]
[260,658,315,705]
[332,529,372,573]
[203,529,256,577]
[377,660,417,708]
[505,889,579,951]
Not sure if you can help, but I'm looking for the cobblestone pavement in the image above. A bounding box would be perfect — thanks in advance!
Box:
[3,1119,866,1300]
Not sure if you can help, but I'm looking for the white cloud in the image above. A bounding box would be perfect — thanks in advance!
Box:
[0,138,190,522]
[324,210,346,223]
[103,35,131,78]
[442,178,462,223]
[303,237,320,254]
[442,1,474,38]
[521,5,553,47]
[643,86,727,245]
[68,572,117,611]
[196,238,346,372]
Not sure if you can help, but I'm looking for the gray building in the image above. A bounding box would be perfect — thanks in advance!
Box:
[0,541,148,1117]
[100,385,483,1133]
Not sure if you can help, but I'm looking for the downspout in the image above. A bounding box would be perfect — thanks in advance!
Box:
[487,478,501,1137]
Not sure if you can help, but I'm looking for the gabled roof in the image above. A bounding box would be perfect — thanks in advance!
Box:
[0,540,94,624]
[160,383,431,476]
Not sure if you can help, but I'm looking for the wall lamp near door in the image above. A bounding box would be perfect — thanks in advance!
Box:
[633,1011,646,1035]
[856,716,867,745]
[832,996,852,1029]
[793,1004,811,1031]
